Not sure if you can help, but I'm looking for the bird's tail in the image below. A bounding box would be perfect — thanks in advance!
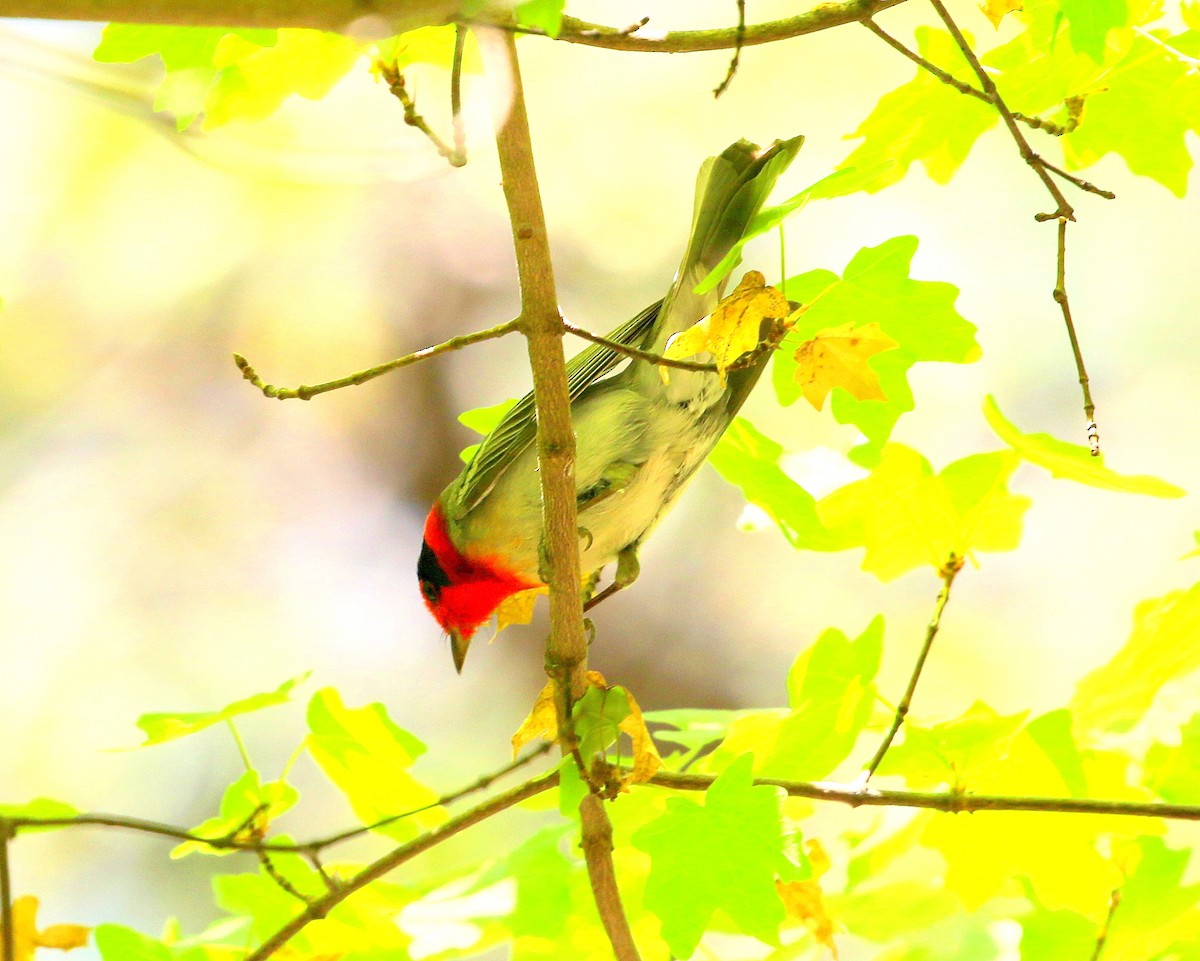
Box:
[646,135,803,355]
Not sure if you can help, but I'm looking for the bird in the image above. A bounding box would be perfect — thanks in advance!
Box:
[419,135,803,672]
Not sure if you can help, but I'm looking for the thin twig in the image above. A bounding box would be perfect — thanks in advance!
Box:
[258,848,313,904]
[1040,158,1115,200]
[712,0,745,98]
[907,0,1103,449]
[0,821,13,961]
[450,23,467,164]
[646,770,1200,820]
[1090,888,1121,961]
[242,772,559,961]
[862,17,1069,136]
[580,796,641,961]
[925,0,1072,221]
[865,554,962,780]
[475,24,590,711]
[1054,218,1099,453]
[232,317,520,401]
[377,59,466,167]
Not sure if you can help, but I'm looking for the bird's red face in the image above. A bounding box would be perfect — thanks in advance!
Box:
[418,504,539,672]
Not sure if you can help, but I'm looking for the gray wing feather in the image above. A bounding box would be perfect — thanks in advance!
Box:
[448,299,663,517]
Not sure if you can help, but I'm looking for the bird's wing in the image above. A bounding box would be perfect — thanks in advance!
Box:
[448,299,663,517]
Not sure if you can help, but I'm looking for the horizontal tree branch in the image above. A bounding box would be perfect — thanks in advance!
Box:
[544,1,910,53]
[650,770,1200,821]
[0,0,908,49]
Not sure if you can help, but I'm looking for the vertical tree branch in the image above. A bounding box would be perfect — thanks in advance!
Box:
[474,26,589,716]
[0,821,13,961]
[475,26,639,961]
[580,795,642,961]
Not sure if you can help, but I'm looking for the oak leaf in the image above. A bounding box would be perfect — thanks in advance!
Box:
[793,322,899,411]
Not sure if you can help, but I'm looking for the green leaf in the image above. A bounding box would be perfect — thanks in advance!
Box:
[204,30,362,128]
[1061,30,1200,196]
[1071,582,1200,733]
[839,28,998,191]
[984,395,1184,497]
[171,769,298,858]
[515,0,565,37]
[572,684,630,761]
[921,710,1142,913]
[1018,898,1097,961]
[131,673,310,747]
[1144,714,1200,802]
[773,236,980,461]
[1060,0,1130,60]
[0,797,79,825]
[305,687,446,841]
[875,701,1028,786]
[94,25,277,129]
[633,754,786,956]
[708,419,842,550]
[458,397,518,462]
[702,618,882,780]
[832,880,961,943]
[1100,836,1200,961]
[816,446,1029,581]
[696,163,895,294]
[213,842,334,940]
[95,925,175,961]
[94,25,363,130]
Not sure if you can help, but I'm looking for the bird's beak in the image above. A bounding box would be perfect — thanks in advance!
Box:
[450,629,470,674]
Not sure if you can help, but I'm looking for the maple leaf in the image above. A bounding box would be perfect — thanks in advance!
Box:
[3,896,89,961]
[663,270,790,384]
[512,678,559,756]
[793,321,899,411]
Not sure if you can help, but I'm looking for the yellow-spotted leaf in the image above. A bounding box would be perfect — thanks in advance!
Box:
[663,271,789,384]
[984,395,1184,498]
[793,322,899,411]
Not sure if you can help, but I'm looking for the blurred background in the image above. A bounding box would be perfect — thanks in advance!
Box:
[1,0,1198,951]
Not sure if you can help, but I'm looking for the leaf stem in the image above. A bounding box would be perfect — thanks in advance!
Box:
[864,554,962,780]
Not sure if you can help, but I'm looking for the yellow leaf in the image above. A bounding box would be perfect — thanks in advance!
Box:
[494,586,546,635]
[662,270,789,384]
[512,679,559,757]
[34,926,91,952]
[3,896,90,961]
[793,321,899,411]
[777,879,838,957]
[617,686,662,784]
[980,0,1022,27]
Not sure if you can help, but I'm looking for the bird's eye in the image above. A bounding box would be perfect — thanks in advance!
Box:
[420,580,441,603]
